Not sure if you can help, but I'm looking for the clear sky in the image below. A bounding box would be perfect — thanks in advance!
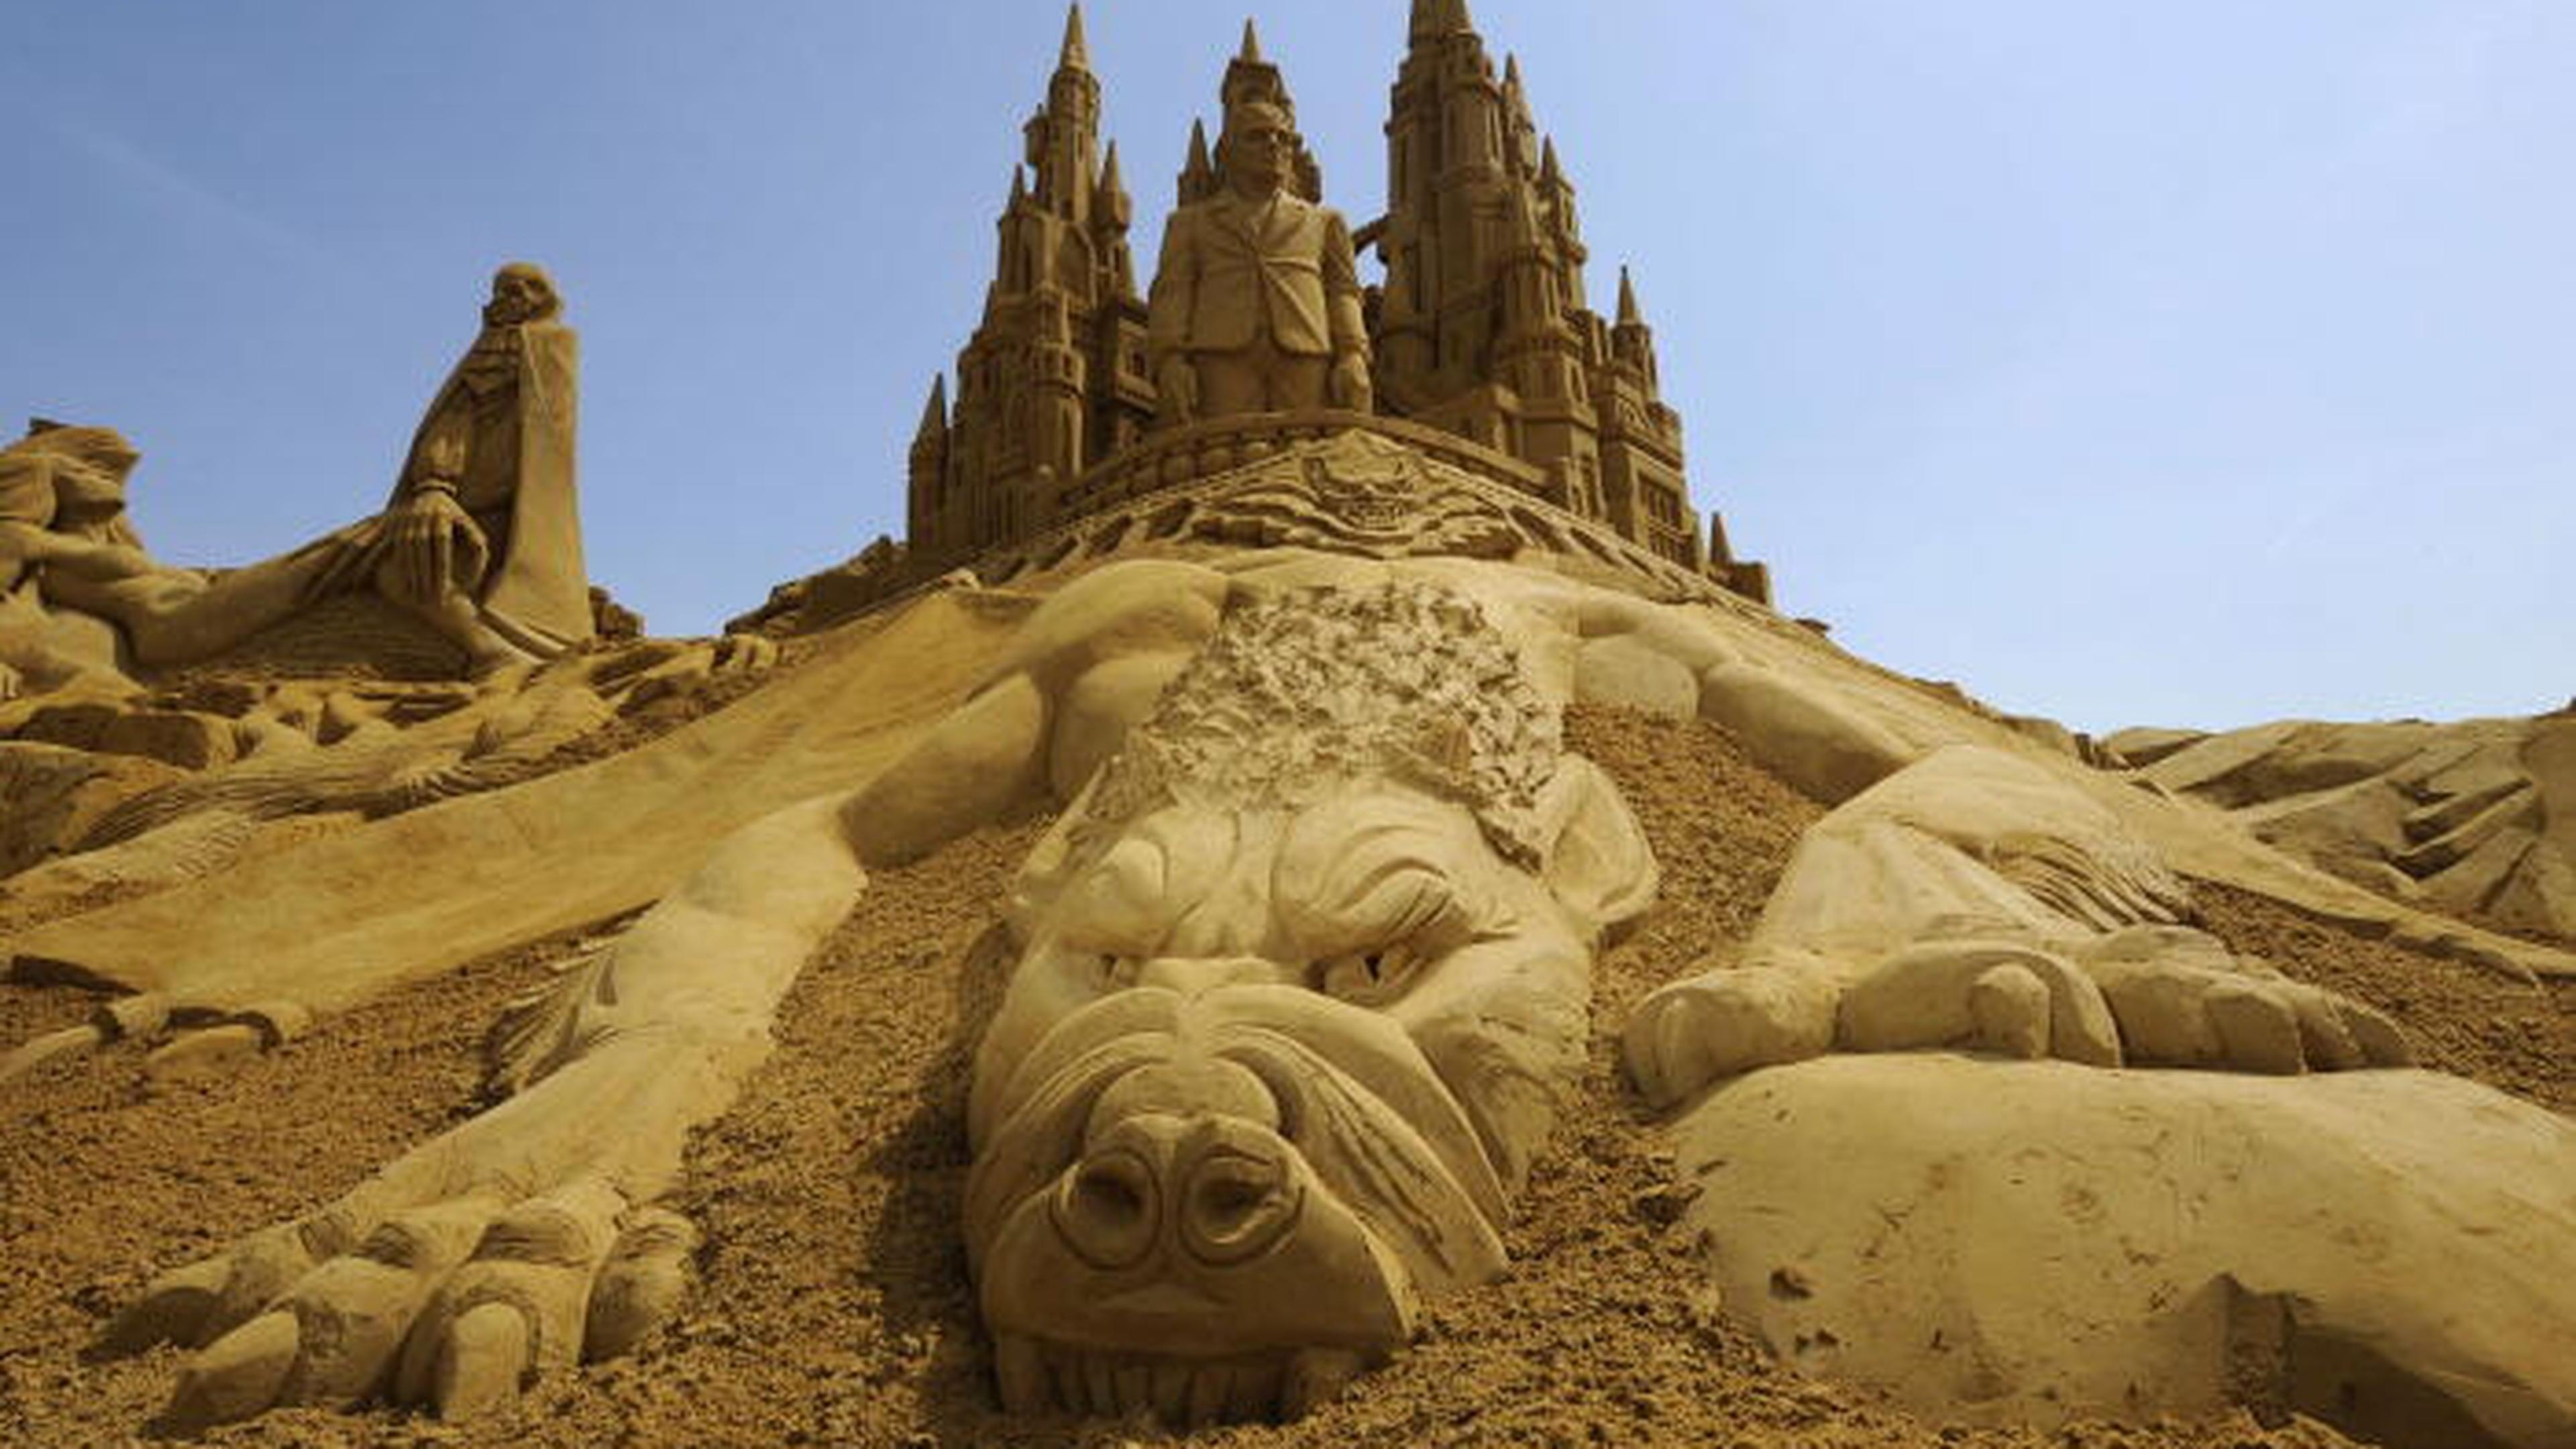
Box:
[6,1,2568,735]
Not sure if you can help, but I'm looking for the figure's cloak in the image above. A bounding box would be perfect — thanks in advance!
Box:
[390,320,592,655]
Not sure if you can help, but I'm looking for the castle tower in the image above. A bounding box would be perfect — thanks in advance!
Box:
[1590,266,1692,560]
[905,374,947,547]
[1371,3,1713,574]
[913,4,1154,563]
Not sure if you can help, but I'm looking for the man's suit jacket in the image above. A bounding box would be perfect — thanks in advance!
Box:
[1148,190,1362,358]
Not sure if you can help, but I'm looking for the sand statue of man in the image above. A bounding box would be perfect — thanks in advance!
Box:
[321,262,594,672]
[1147,99,1372,423]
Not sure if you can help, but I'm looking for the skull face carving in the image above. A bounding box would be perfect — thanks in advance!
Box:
[959,583,1656,1421]
[482,262,560,328]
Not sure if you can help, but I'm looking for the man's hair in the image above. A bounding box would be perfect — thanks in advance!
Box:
[1078,580,1563,866]
[0,425,140,537]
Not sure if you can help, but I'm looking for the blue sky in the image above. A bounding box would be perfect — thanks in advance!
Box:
[6,1,2568,734]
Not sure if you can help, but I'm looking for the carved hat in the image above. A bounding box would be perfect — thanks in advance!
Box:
[0,451,53,527]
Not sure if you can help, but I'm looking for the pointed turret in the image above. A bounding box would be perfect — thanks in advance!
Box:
[915,374,949,442]
[1096,140,1131,227]
[1098,139,1125,199]
[1028,3,1103,221]
[1178,117,1215,203]
[1058,3,1089,69]
[1611,264,1660,388]
[906,374,951,545]
[922,9,1149,562]
[1238,17,1263,64]
[1411,0,1474,40]
[1538,136,1581,245]
[1501,54,1539,172]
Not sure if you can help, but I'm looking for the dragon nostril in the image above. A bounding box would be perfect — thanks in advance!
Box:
[1079,1165,1146,1221]
[1053,1148,1160,1270]
[1199,1176,1266,1223]
[1180,1148,1300,1266]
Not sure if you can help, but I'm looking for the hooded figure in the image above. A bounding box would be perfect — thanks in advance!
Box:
[323,262,592,671]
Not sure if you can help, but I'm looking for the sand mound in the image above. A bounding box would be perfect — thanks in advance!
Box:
[5,704,2466,1447]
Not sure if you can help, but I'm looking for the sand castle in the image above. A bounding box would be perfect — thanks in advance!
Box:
[4,7,2571,1448]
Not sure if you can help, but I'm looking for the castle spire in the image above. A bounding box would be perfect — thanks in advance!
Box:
[1539,136,1562,185]
[1238,17,1263,64]
[1409,0,1476,42]
[1179,117,1214,203]
[1058,3,1089,69]
[1613,264,1660,384]
[914,374,949,442]
[920,10,1151,566]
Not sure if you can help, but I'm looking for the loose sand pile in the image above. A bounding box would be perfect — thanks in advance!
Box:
[5,703,2563,1446]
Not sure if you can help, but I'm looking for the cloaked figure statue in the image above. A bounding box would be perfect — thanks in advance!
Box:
[312,261,593,672]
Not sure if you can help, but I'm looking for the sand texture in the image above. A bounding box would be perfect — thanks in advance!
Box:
[13,704,2540,1446]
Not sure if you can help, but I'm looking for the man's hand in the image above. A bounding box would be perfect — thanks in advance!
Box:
[1157,357,1200,426]
[1328,352,1373,413]
[388,490,490,606]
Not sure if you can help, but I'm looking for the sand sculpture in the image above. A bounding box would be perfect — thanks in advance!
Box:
[898,5,1760,602]
[308,261,594,673]
[6,7,2574,1449]
[0,421,302,689]
[1145,28,1372,423]
[30,547,2565,1441]
[0,266,590,696]
[2103,715,2576,944]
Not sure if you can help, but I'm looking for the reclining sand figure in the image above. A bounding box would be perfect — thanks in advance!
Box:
[1,424,212,697]
[97,552,2461,1435]
[0,424,400,684]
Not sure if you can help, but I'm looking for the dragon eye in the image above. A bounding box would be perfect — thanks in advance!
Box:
[1313,943,1422,1006]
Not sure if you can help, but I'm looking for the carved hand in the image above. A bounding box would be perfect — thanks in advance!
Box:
[1623,958,1839,1108]
[1328,352,1373,413]
[389,490,491,604]
[0,659,19,703]
[1626,926,2415,1110]
[109,1145,698,1430]
[107,796,872,1428]
[1157,357,1200,425]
